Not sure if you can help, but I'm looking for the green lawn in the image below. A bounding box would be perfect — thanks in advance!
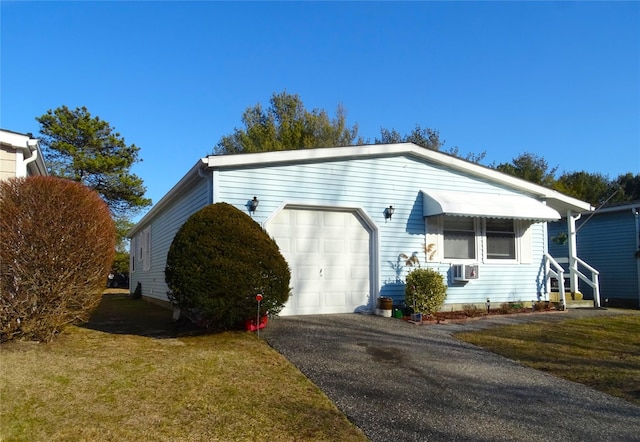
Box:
[0,294,367,442]
[455,313,640,406]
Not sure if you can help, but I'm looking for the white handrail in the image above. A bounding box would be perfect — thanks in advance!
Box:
[575,256,600,275]
[574,257,601,307]
[547,254,601,308]
[544,253,566,309]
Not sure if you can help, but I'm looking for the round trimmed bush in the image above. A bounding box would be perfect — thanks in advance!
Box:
[405,268,447,314]
[165,203,291,330]
[0,176,115,342]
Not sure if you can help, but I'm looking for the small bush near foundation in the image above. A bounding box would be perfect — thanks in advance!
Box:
[165,203,291,330]
[533,301,553,312]
[405,268,447,315]
[0,176,115,342]
[462,304,483,317]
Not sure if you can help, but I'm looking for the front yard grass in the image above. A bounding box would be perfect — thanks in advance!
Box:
[0,294,367,441]
[455,313,640,406]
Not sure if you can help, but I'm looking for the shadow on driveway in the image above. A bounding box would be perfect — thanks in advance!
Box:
[262,310,640,442]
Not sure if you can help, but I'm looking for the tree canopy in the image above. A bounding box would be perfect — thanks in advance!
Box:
[493,152,558,187]
[36,105,151,217]
[553,171,612,206]
[214,91,363,154]
[494,153,638,207]
[214,91,635,207]
[375,125,443,151]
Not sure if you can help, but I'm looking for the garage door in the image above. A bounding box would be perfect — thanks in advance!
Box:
[266,208,371,315]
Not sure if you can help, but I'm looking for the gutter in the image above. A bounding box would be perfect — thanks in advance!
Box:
[127,158,209,238]
[22,139,40,168]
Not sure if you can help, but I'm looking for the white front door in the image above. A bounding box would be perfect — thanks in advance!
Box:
[267,208,371,315]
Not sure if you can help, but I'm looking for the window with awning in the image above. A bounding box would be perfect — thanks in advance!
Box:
[423,190,555,264]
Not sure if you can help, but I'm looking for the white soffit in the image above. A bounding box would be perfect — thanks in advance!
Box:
[422,189,561,221]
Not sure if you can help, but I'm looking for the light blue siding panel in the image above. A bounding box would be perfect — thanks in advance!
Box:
[130,178,210,302]
[212,155,549,307]
[547,210,639,304]
[576,210,638,302]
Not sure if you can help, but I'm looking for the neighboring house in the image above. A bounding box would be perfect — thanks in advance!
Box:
[548,200,640,308]
[0,129,48,180]
[128,143,593,315]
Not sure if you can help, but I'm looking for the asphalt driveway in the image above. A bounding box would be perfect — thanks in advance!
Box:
[261,309,640,442]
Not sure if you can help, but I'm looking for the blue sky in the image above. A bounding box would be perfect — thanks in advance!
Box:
[2,1,639,218]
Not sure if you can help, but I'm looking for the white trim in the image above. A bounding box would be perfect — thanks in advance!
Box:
[130,143,592,237]
[0,129,48,177]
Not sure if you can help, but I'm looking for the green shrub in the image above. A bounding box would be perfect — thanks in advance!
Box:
[0,176,115,342]
[405,268,447,315]
[165,203,291,330]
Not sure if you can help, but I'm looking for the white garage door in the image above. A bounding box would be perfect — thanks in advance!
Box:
[267,208,371,316]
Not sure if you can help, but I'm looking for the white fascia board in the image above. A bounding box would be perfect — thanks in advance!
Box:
[203,143,593,213]
[127,158,208,238]
[202,143,405,168]
[586,201,640,215]
[0,129,31,148]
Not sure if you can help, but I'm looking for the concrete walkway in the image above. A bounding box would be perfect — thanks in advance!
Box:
[261,308,640,442]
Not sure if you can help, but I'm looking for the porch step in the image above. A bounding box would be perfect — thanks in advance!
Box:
[549,292,595,308]
[566,300,597,308]
[549,291,583,302]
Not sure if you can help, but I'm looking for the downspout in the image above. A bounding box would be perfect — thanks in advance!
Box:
[567,210,581,295]
[18,139,40,177]
[197,165,213,205]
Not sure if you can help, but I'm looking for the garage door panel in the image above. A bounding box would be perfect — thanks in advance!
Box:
[350,265,369,280]
[295,238,319,253]
[275,238,291,253]
[297,292,322,308]
[323,239,346,253]
[323,211,347,226]
[350,238,369,249]
[267,208,371,316]
[324,266,346,280]
[294,210,320,225]
[296,265,320,280]
[325,291,348,307]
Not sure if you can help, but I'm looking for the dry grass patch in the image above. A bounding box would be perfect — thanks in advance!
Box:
[1,295,367,441]
[455,313,640,406]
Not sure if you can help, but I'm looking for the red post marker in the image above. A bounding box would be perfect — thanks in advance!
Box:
[256,294,263,302]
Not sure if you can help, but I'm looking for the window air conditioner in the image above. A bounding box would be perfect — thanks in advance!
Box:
[452,264,479,282]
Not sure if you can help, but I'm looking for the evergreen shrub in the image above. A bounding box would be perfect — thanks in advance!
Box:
[165,203,291,330]
[0,176,115,342]
[405,268,447,315]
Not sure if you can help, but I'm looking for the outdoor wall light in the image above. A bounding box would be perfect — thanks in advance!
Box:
[385,205,395,220]
[249,196,259,213]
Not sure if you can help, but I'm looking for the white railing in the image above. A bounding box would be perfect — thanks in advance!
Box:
[573,256,601,308]
[544,253,566,309]
[544,254,601,308]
